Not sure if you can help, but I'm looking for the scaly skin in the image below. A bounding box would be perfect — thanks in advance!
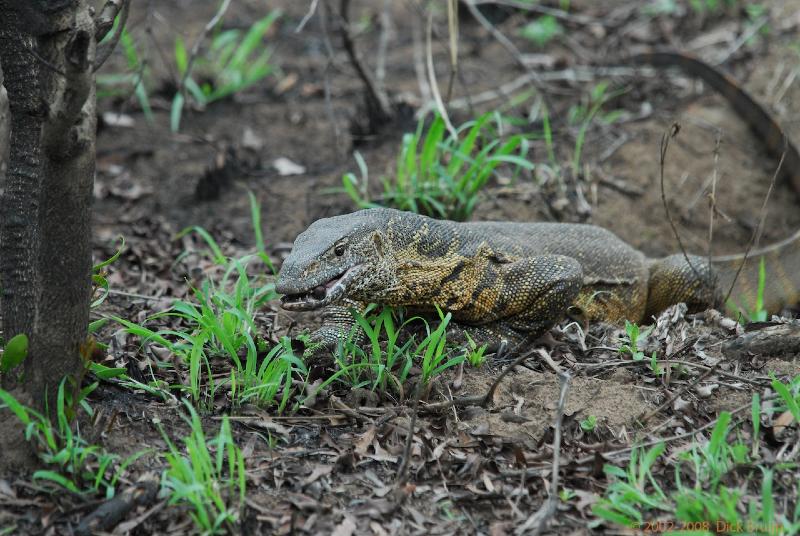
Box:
[276,208,726,347]
[276,51,800,348]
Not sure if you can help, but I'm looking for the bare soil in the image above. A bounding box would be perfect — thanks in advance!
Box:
[2,1,800,534]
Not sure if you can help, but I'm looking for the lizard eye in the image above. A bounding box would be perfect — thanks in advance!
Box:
[334,244,346,256]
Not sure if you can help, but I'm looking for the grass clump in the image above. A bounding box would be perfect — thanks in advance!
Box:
[343,112,534,221]
[519,15,563,48]
[112,194,305,411]
[0,379,145,497]
[160,401,246,535]
[171,9,282,131]
[299,306,476,404]
[592,377,800,534]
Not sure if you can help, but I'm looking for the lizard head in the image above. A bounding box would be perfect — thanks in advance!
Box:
[276,209,394,311]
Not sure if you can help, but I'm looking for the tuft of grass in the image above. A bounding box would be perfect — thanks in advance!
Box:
[298,306,466,405]
[0,379,146,498]
[592,390,800,533]
[568,81,625,172]
[160,401,246,534]
[342,112,534,221]
[619,320,653,362]
[110,193,305,410]
[172,9,282,132]
[519,15,563,47]
[580,415,597,432]
[463,332,488,368]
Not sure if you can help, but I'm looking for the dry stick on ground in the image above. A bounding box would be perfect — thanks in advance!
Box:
[460,0,551,108]
[636,362,720,425]
[580,357,770,387]
[410,14,432,106]
[472,0,600,25]
[394,380,423,494]
[515,372,571,536]
[75,473,159,536]
[721,147,785,307]
[574,392,784,466]
[375,0,393,90]
[403,0,476,118]
[335,0,393,127]
[93,0,130,71]
[421,343,533,412]
[444,0,458,103]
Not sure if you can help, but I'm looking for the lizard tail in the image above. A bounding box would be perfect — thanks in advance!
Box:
[630,51,800,193]
[712,229,800,315]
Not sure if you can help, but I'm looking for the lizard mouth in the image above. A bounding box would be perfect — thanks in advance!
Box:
[279,265,361,311]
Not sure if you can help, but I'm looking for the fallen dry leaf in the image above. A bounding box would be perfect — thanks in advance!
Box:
[772,410,796,436]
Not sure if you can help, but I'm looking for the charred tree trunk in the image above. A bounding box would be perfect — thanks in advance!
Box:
[0,0,98,471]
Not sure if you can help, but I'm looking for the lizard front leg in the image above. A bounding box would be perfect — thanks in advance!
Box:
[452,254,584,350]
[307,298,366,350]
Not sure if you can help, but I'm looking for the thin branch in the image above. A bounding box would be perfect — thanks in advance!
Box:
[707,130,721,284]
[295,0,320,33]
[375,0,392,89]
[471,0,599,25]
[573,393,783,466]
[177,0,231,97]
[461,0,550,108]
[410,12,432,107]
[94,0,131,71]
[421,342,534,412]
[395,380,423,491]
[714,15,769,65]
[445,0,458,103]
[317,1,345,158]
[637,362,719,425]
[426,11,457,139]
[658,123,710,291]
[515,372,571,536]
[94,0,126,41]
[335,0,393,125]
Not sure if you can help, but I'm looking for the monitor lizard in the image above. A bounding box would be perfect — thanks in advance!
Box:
[276,52,800,349]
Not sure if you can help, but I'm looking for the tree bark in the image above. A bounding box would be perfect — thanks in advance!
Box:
[0,0,97,472]
[0,63,9,185]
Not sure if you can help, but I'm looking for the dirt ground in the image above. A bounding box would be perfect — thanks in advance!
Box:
[3,0,800,534]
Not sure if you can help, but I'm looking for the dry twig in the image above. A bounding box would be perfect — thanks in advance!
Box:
[425,11,457,139]
[94,0,130,71]
[335,0,393,127]
[515,372,571,535]
[295,0,320,33]
[176,0,231,100]
[658,123,712,294]
[637,362,719,425]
